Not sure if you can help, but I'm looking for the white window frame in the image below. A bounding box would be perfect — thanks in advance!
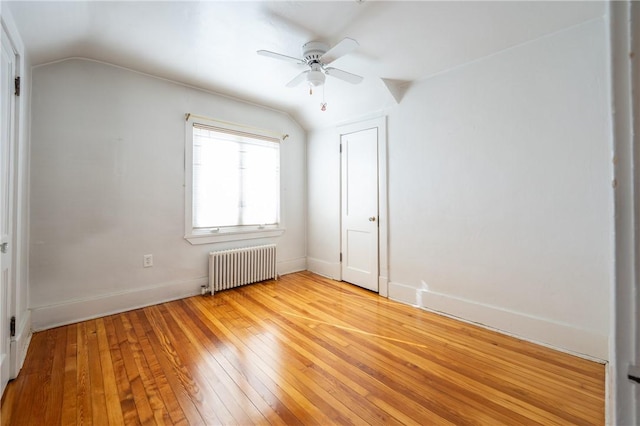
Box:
[184,116,285,245]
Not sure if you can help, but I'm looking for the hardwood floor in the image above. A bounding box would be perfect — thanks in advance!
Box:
[1,271,605,425]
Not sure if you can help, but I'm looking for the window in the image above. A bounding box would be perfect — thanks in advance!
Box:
[185,117,284,244]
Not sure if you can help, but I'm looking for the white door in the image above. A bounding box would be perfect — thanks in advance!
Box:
[341,127,378,292]
[0,29,16,395]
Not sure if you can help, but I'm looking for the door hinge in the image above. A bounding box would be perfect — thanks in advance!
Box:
[10,316,15,338]
[14,76,20,96]
[339,143,342,153]
[340,253,342,262]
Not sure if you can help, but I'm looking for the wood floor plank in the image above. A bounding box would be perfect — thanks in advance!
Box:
[159,303,263,425]
[239,286,510,425]
[121,312,172,425]
[103,315,141,426]
[61,324,79,426]
[157,302,253,425]
[2,330,55,426]
[216,295,370,425]
[145,305,224,425]
[180,299,304,426]
[296,274,604,422]
[289,299,572,423]
[86,320,110,425]
[22,329,57,425]
[95,318,126,426]
[1,271,605,425]
[169,301,283,425]
[44,327,69,425]
[76,322,93,426]
[282,272,604,401]
[1,333,47,424]
[113,312,167,426]
[223,288,449,424]
[127,310,186,426]
[140,309,205,426]
[188,296,335,424]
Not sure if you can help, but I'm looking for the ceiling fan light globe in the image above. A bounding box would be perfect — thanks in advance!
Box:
[307,70,325,87]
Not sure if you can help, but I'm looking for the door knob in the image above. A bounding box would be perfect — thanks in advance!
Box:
[0,243,7,253]
[368,216,376,222]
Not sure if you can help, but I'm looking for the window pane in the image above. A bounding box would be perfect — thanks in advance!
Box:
[242,143,279,225]
[193,137,239,227]
[192,125,279,229]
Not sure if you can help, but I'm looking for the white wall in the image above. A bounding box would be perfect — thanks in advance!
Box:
[308,18,612,360]
[29,58,306,330]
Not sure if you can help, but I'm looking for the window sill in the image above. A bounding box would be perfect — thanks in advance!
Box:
[185,227,285,245]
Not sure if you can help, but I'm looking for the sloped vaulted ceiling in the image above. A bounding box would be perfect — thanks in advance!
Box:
[7,1,604,130]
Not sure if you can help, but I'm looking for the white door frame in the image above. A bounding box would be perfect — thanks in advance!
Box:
[0,20,18,395]
[610,1,639,424]
[338,116,388,296]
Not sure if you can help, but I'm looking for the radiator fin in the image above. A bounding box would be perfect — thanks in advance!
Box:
[209,244,277,295]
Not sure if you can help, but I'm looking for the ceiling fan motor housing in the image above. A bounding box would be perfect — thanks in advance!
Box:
[302,41,329,64]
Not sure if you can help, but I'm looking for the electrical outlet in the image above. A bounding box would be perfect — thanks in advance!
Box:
[143,254,153,268]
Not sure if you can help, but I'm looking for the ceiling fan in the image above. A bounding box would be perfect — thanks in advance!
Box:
[257,38,364,89]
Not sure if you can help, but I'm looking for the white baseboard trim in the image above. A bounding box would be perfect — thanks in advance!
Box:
[388,281,420,306]
[307,257,341,280]
[31,258,307,331]
[9,310,32,379]
[31,277,207,331]
[378,275,389,297]
[388,281,608,361]
[277,257,307,276]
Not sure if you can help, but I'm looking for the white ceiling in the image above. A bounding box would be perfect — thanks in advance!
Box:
[6,1,604,130]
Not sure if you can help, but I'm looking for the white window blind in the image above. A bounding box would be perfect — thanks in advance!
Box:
[192,124,280,229]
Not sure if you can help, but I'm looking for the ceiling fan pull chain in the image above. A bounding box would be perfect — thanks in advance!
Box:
[321,84,327,111]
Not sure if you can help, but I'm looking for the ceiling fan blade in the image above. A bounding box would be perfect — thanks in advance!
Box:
[320,37,359,64]
[324,67,363,84]
[257,50,304,64]
[286,70,310,87]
